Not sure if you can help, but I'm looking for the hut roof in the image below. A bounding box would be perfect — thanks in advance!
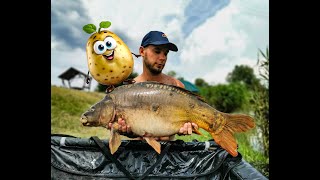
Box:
[58,67,87,80]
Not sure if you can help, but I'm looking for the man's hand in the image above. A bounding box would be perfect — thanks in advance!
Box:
[107,117,140,138]
[107,117,132,133]
[118,117,132,133]
[178,122,198,135]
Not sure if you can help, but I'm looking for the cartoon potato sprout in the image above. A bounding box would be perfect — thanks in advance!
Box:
[83,21,134,92]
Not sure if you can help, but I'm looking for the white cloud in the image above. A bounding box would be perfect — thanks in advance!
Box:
[51,0,268,90]
[82,0,189,48]
[175,0,268,85]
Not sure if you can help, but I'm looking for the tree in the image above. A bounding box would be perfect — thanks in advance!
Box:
[167,70,186,81]
[226,65,260,90]
[177,77,184,81]
[167,70,176,77]
[195,78,209,87]
[207,82,249,113]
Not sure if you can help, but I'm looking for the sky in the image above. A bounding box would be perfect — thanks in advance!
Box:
[51,0,269,91]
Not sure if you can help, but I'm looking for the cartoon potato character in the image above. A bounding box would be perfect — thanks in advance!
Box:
[83,21,134,88]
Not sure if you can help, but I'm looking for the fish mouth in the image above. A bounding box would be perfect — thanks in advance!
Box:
[103,50,114,61]
[80,116,91,126]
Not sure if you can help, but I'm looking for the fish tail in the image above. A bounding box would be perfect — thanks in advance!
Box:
[210,113,255,157]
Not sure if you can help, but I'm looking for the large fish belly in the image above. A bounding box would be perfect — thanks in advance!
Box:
[120,108,186,137]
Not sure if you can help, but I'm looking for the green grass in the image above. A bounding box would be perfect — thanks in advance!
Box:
[51,85,268,178]
[51,85,109,138]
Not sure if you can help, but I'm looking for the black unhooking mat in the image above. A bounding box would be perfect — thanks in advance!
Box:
[51,134,268,180]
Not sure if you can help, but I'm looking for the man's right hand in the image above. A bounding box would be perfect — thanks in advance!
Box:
[108,117,140,138]
[113,117,132,134]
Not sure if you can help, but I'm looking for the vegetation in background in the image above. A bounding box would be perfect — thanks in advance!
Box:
[249,47,269,176]
[226,65,261,91]
[244,48,269,177]
[167,70,177,77]
[195,78,209,87]
[206,83,250,113]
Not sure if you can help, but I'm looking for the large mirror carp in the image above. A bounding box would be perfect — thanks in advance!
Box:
[80,81,255,157]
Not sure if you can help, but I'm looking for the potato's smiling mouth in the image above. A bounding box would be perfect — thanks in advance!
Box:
[103,50,114,61]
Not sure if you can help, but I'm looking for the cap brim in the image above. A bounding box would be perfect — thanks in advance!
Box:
[148,41,178,52]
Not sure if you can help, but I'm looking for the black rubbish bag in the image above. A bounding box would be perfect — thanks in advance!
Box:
[51,134,268,180]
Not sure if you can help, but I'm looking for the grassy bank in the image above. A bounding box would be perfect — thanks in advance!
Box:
[51,85,108,138]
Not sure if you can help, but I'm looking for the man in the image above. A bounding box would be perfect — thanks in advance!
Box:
[109,31,198,140]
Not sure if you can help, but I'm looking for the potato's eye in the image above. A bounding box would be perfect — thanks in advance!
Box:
[93,41,106,54]
[104,37,117,50]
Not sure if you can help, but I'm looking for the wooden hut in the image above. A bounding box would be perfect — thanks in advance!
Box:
[58,67,92,90]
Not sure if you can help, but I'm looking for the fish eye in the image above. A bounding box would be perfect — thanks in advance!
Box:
[89,105,95,110]
[93,41,107,54]
[103,37,117,50]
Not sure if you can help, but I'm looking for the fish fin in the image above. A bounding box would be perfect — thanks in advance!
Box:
[109,123,121,154]
[210,114,255,157]
[193,127,202,135]
[224,113,255,132]
[143,137,161,154]
[210,130,238,157]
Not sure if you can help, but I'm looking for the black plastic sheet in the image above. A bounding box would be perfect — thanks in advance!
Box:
[51,134,268,180]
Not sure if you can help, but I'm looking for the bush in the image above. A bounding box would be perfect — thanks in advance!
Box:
[207,82,249,113]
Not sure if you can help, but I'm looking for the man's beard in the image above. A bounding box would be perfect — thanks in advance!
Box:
[145,61,163,75]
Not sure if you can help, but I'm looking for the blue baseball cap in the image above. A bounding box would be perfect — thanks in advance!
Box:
[141,31,178,52]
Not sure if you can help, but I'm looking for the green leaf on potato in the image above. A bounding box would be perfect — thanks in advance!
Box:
[100,21,111,28]
[83,24,97,34]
